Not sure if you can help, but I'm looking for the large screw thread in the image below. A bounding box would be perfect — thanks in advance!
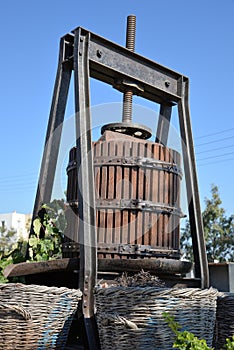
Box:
[122,15,136,123]
[126,15,136,51]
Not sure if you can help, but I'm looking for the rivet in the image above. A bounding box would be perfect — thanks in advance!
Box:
[165,81,170,88]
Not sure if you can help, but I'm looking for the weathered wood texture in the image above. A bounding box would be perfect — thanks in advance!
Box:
[64,131,182,260]
[4,257,192,278]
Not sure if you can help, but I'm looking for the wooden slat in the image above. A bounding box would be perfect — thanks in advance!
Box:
[151,143,160,247]
[157,145,164,247]
[121,141,131,256]
[94,141,101,258]
[163,147,170,249]
[169,149,174,249]
[129,142,138,245]
[114,141,123,258]
[98,141,108,258]
[106,141,115,259]
[170,149,176,249]
[142,142,151,246]
[136,142,145,245]
[174,150,181,249]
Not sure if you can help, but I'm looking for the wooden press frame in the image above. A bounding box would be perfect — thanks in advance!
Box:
[31,27,209,348]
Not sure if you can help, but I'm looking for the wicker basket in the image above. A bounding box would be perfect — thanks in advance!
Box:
[95,286,218,350]
[213,292,234,349]
[0,283,82,350]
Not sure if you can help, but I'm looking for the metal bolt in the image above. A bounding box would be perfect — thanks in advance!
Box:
[122,15,136,123]
[165,81,170,88]
[96,50,102,58]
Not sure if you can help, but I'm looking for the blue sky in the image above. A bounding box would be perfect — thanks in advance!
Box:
[0,0,234,217]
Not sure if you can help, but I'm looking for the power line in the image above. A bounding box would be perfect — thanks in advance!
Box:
[195,135,234,147]
[0,183,34,190]
[0,177,37,186]
[197,151,234,162]
[197,157,234,167]
[0,183,37,191]
[0,188,36,194]
[0,172,38,183]
[195,127,234,140]
[196,144,234,155]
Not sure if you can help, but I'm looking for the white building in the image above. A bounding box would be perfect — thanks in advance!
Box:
[0,211,31,240]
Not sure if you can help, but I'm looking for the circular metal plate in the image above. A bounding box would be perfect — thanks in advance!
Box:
[101,122,152,140]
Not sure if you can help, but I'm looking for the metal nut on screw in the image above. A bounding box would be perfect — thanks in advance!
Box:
[96,50,102,58]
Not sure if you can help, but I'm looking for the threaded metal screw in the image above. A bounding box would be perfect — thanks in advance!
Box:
[122,15,136,123]
[126,15,136,52]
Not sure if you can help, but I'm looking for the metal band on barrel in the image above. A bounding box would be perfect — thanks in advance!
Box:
[67,199,185,217]
[67,156,183,178]
[97,199,185,217]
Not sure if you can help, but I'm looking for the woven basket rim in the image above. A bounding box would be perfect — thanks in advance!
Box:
[217,291,234,298]
[0,283,82,297]
[95,286,218,298]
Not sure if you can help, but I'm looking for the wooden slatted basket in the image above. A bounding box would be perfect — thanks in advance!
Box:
[95,286,218,350]
[0,283,82,350]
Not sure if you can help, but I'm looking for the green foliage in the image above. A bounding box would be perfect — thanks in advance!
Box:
[203,185,234,262]
[163,311,181,336]
[174,332,211,350]
[225,336,234,350]
[0,199,67,282]
[163,312,211,350]
[0,239,29,282]
[180,184,234,262]
[0,258,13,283]
[0,224,18,283]
[10,239,28,264]
[28,199,66,261]
[163,312,234,350]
